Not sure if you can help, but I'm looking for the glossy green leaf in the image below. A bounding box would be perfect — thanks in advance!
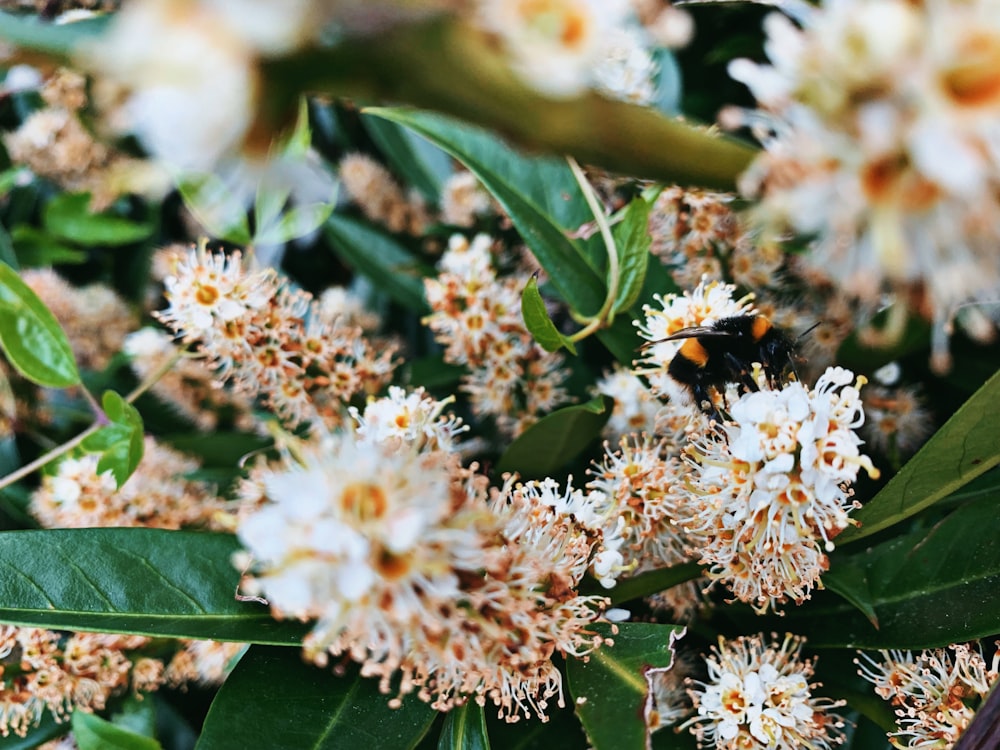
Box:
[80,391,144,488]
[780,494,1000,648]
[0,221,18,269]
[111,694,158,741]
[438,702,490,750]
[254,203,334,246]
[72,711,162,750]
[324,214,431,313]
[176,173,251,245]
[496,396,612,479]
[42,193,154,247]
[601,562,703,606]
[196,645,436,750]
[0,10,109,56]
[0,261,80,387]
[10,226,88,266]
[484,701,588,750]
[363,114,452,203]
[521,276,576,355]
[406,356,464,390]
[611,198,651,315]
[0,528,308,644]
[566,622,682,750]
[365,108,640,364]
[840,368,1000,543]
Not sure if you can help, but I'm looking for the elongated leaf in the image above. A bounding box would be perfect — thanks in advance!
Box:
[0,10,109,56]
[0,221,17,269]
[601,562,703,606]
[365,108,641,363]
[197,646,436,750]
[521,276,576,354]
[840,368,1000,543]
[566,623,682,750]
[72,711,161,750]
[254,203,334,246]
[611,198,651,315]
[0,261,80,387]
[484,701,588,750]
[438,702,490,750]
[0,528,307,644]
[363,115,452,203]
[496,396,612,479]
[779,494,1000,648]
[324,214,431,313]
[10,226,88,266]
[176,173,251,245]
[80,390,144,488]
[43,193,154,247]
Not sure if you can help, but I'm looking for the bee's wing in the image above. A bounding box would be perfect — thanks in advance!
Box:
[639,326,734,349]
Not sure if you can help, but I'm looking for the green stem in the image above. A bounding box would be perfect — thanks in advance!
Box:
[567,157,619,331]
[0,349,183,492]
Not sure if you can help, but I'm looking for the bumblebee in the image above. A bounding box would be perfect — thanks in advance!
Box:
[658,314,797,420]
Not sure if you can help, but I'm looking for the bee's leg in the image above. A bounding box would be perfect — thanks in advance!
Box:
[723,353,759,392]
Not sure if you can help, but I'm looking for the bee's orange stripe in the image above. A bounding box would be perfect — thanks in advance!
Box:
[679,338,709,367]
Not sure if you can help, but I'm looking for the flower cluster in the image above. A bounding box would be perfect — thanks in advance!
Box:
[423,234,571,437]
[683,634,845,749]
[857,644,1000,749]
[30,436,225,530]
[594,364,662,442]
[674,367,878,612]
[726,0,1000,371]
[234,419,612,722]
[22,269,136,372]
[124,327,258,433]
[0,626,240,738]
[155,244,397,429]
[338,153,431,236]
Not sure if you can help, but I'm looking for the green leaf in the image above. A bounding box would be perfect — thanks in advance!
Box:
[72,711,162,750]
[438,702,490,750]
[161,432,272,467]
[566,622,682,750]
[196,646,436,750]
[176,173,251,245]
[521,276,576,355]
[780,493,1000,648]
[365,108,641,364]
[0,261,80,387]
[42,193,154,247]
[406,356,464,390]
[0,10,109,56]
[254,202,334,246]
[363,114,452,203]
[601,562,703,606]
[496,396,612,479]
[324,213,431,313]
[0,220,18,269]
[10,225,88,266]
[0,528,308,643]
[80,391,144,488]
[611,199,651,315]
[0,711,65,749]
[840,368,1000,543]
[110,693,158,740]
[484,701,588,750]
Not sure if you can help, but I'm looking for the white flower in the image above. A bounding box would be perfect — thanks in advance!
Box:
[478,0,631,97]
[671,367,878,612]
[684,634,845,749]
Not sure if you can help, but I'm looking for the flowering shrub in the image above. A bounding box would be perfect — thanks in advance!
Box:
[0,1,998,749]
